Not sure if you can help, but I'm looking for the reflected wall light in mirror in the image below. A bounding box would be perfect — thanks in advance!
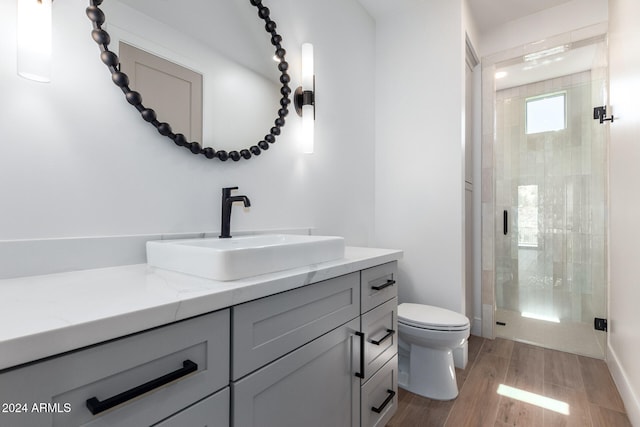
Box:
[17,0,52,82]
[294,43,315,154]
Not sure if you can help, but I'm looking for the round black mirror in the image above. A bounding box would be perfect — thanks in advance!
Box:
[85,0,290,162]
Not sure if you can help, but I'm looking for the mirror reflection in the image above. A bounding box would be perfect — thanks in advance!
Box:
[101,0,282,153]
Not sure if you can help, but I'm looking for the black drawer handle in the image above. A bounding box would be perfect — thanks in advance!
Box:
[370,329,395,346]
[355,332,365,379]
[371,389,396,414]
[371,279,395,291]
[86,359,198,415]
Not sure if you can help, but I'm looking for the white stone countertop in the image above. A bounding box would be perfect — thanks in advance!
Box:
[0,246,402,372]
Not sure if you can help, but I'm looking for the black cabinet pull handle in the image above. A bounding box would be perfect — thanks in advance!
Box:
[503,210,508,235]
[370,329,395,346]
[355,332,365,379]
[371,279,395,291]
[86,359,198,415]
[371,389,396,413]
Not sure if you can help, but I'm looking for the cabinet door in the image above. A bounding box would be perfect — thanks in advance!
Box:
[232,318,360,427]
[155,387,229,427]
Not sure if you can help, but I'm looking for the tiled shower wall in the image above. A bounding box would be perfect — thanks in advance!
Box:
[493,70,608,326]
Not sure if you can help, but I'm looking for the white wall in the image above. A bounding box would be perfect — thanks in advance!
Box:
[0,0,375,245]
[370,0,468,313]
[608,0,640,423]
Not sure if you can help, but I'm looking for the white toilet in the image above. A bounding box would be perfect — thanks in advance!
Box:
[397,303,470,400]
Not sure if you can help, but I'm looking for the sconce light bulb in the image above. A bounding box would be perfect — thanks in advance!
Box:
[17,0,52,82]
[301,43,314,90]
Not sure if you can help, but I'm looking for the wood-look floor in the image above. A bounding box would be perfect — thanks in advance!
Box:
[387,336,632,427]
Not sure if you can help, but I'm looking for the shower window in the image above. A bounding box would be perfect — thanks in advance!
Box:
[525,92,566,134]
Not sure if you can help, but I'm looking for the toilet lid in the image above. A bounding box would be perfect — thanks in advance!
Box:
[398,303,470,330]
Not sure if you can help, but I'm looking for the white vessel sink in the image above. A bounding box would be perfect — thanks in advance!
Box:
[146,234,345,281]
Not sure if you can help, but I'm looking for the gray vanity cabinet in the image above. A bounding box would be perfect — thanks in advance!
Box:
[231,262,399,427]
[0,259,399,427]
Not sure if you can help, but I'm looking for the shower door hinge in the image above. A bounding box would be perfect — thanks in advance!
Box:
[594,317,608,332]
[593,106,614,124]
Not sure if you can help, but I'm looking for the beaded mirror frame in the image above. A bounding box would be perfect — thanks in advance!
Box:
[85,0,291,162]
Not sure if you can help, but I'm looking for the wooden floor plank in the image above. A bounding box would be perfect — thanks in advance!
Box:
[386,390,454,427]
[544,348,584,390]
[542,382,591,427]
[494,341,546,427]
[416,399,456,427]
[444,352,509,427]
[589,403,633,427]
[495,396,545,427]
[479,337,514,359]
[578,355,626,412]
[505,341,545,394]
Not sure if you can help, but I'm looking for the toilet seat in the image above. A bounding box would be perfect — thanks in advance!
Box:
[398,303,469,331]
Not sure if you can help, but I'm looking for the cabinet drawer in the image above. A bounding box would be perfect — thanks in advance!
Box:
[155,387,229,427]
[361,262,397,313]
[361,355,398,427]
[232,272,360,380]
[362,297,397,382]
[0,309,229,427]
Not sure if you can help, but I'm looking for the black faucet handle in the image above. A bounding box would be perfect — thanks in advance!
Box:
[222,186,239,197]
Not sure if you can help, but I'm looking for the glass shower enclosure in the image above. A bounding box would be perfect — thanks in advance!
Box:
[491,35,608,358]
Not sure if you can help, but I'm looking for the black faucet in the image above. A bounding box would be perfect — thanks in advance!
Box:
[219,187,251,238]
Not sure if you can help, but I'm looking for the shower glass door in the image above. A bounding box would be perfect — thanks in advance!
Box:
[493,37,608,358]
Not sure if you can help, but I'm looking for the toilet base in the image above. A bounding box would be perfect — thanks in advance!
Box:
[398,344,459,400]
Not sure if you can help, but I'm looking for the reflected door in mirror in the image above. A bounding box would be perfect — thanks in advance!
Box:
[119,42,203,142]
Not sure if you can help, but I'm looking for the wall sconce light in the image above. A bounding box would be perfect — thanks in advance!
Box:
[17,0,52,82]
[294,43,315,154]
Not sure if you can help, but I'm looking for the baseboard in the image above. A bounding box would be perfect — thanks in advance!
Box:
[471,316,482,337]
[482,304,494,338]
[607,342,640,426]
